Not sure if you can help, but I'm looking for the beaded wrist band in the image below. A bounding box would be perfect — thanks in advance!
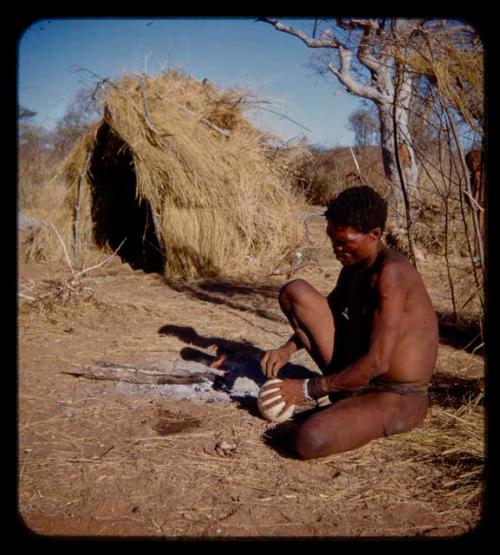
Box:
[307,377,328,400]
[302,379,314,402]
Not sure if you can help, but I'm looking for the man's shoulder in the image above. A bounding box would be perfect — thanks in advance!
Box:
[380,247,415,270]
[377,249,417,283]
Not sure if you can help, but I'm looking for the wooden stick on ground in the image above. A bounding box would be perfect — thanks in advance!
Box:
[62,360,218,385]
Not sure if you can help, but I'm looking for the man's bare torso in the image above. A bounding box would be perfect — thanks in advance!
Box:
[331,246,438,385]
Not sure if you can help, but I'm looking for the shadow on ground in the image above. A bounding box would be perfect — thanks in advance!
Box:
[165,279,286,323]
[429,372,484,409]
[261,407,325,460]
[158,324,319,399]
[437,311,484,355]
[158,325,485,458]
[261,420,300,459]
[158,324,262,360]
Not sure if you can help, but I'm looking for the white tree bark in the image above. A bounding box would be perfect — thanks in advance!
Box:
[261,17,422,220]
[377,87,420,216]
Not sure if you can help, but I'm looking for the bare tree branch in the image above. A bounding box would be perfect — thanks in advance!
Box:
[72,151,92,256]
[421,19,477,36]
[357,27,385,75]
[260,18,389,103]
[326,51,387,103]
[137,75,163,140]
[72,239,127,281]
[447,113,485,270]
[259,18,348,49]
[337,18,381,32]
[49,223,76,277]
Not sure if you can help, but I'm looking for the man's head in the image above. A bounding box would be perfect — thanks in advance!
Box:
[324,185,388,233]
[324,186,388,266]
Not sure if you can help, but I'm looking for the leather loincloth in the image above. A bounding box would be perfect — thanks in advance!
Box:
[350,378,429,397]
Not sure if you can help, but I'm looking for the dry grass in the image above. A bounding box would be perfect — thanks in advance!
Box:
[24,70,305,280]
[392,401,484,510]
[400,27,484,133]
[18,97,485,534]
[18,382,484,536]
[18,249,485,537]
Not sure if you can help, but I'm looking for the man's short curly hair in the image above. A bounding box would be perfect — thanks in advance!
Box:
[324,185,388,233]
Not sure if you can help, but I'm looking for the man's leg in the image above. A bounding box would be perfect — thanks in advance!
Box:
[279,279,335,371]
[295,391,429,459]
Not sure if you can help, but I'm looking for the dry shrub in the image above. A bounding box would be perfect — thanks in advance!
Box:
[413,207,473,258]
[293,148,337,205]
[401,29,483,133]
[19,237,123,316]
[293,145,390,206]
[18,143,61,211]
[19,276,96,314]
[26,71,305,280]
[382,146,480,271]
[21,174,89,266]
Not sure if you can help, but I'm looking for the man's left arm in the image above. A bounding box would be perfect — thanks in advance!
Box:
[317,263,408,393]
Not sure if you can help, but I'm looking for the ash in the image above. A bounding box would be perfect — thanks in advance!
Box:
[114,354,319,404]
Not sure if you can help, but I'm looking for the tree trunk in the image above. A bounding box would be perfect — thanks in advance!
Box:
[378,100,420,221]
[260,17,422,219]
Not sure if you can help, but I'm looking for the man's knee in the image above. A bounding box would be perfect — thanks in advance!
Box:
[383,396,429,437]
[295,420,333,460]
[279,279,313,309]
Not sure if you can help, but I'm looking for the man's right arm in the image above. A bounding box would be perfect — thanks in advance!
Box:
[283,332,303,353]
[260,333,303,378]
[261,270,347,378]
[327,267,348,314]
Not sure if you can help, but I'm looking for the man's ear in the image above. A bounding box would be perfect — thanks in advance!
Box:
[369,227,382,241]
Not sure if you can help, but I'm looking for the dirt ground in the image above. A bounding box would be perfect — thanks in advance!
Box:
[17,214,485,539]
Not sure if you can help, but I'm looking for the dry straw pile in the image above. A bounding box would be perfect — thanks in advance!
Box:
[27,71,304,279]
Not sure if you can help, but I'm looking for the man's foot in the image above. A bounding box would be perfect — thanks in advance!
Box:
[293,395,331,415]
[262,420,298,458]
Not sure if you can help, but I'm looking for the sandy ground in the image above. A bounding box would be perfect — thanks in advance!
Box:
[17,214,485,539]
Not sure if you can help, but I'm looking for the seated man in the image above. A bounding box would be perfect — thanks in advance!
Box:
[260,185,438,459]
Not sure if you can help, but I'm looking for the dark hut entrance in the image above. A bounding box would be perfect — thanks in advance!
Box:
[88,123,165,273]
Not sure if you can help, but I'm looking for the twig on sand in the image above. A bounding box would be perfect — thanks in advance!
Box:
[19,238,126,308]
[48,223,75,277]
[72,238,127,280]
[61,359,218,385]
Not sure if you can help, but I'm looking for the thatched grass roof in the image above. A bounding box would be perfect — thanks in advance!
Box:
[30,70,305,279]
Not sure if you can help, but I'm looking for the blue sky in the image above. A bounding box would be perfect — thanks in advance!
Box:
[18,17,362,147]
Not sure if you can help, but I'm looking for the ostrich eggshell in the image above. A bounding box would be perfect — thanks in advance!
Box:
[257,379,295,423]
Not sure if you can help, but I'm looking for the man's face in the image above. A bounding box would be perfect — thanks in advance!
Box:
[326,221,379,266]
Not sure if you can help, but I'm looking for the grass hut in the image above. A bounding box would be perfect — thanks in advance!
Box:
[29,71,304,279]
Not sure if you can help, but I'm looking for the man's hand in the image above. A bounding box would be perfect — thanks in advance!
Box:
[259,378,307,411]
[260,345,293,378]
